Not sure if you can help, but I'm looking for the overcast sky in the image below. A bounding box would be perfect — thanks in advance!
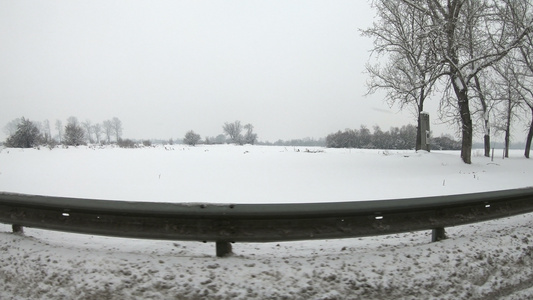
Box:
[1,1,447,142]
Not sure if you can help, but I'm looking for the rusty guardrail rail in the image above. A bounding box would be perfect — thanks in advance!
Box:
[1,187,532,256]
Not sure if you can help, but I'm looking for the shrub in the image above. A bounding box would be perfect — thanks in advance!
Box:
[117,138,136,148]
[183,130,201,146]
[63,123,86,146]
[5,117,42,148]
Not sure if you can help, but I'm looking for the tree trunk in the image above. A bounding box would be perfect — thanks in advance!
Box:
[483,109,490,157]
[453,82,473,164]
[525,109,533,158]
[504,99,512,158]
[505,130,510,158]
[415,89,425,152]
[461,116,473,164]
[484,134,490,158]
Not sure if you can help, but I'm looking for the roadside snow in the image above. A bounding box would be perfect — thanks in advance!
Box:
[0,145,532,299]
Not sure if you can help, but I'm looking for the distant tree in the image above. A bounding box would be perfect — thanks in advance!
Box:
[3,118,21,137]
[5,117,42,148]
[82,120,93,144]
[92,123,102,144]
[183,130,201,146]
[214,134,226,144]
[264,137,326,147]
[359,126,372,148]
[142,140,152,147]
[223,121,243,144]
[111,117,123,142]
[42,119,52,143]
[243,124,258,145]
[63,117,85,146]
[398,124,417,150]
[326,124,419,150]
[102,120,113,143]
[168,138,174,145]
[55,120,63,144]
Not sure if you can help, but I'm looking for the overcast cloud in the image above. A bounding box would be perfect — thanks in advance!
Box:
[1,1,440,142]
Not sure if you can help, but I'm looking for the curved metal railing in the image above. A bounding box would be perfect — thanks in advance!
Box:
[1,187,532,256]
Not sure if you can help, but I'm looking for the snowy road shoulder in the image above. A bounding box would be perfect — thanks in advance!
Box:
[1,212,532,299]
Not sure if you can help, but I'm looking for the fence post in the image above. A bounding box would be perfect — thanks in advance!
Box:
[216,241,232,257]
[12,224,24,234]
[431,227,446,242]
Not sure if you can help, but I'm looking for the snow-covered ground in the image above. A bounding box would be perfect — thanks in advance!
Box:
[1,145,532,203]
[0,145,532,299]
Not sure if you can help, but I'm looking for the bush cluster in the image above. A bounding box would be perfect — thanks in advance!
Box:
[326,124,461,150]
[326,125,417,149]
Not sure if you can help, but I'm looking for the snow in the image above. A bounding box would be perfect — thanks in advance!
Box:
[454,76,465,91]
[1,145,531,204]
[0,145,532,299]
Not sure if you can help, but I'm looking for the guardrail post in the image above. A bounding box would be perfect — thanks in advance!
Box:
[216,241,232,257]
[12,224,24,234]
[431,227,446,242]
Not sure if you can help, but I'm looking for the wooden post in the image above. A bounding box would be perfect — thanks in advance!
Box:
[216,241,232,257]
[12,224,24,234]
[431,227,446,242]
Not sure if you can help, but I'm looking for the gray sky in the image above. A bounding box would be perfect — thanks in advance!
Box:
[1,1,442,142]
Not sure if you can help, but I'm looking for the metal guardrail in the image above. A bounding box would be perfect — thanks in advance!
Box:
[1,188,532,257]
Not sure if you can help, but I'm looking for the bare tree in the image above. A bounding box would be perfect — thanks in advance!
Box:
[223,121,243,144]
[519,83,533,158]
[363,1,441,151]
[505,0,533,158]
[42,119,52,143]
[398,0,532,163]
[497,50,533,158]
[4,118,21,137]
[82,120,93,144]
[515,44,533,158]
[493,58,523,157]
[102,120,113,144]
[55,120,63,143]
[469,68,499,157]
[243,124,258,145]
[92,123,102,144]
[463,0,496,157]
[111,117,122,142]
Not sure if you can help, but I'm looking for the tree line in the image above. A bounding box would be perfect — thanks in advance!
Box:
[183,120,258,146]
[2,118,260,148]
[4,116,463,151]
[3,116,123,148]
[325,124,461,150]
[364,0,533,161]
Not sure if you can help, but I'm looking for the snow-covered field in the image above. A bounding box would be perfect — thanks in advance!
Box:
[0,145,532,299]
[1,145,532,203]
